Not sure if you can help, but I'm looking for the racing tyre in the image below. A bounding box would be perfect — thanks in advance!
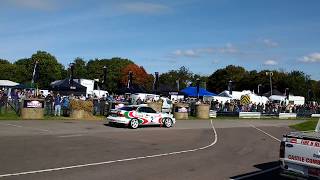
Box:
[163,118,173,128]
[130,119,139,129]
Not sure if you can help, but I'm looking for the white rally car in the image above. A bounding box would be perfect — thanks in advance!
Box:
[107,105,175,129]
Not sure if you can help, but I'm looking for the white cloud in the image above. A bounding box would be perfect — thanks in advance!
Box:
[119,2,170,14]
[172,44,239,58]
[212,59,219,64]
[173,49,198,57]
[262,39,278,47]
[300,52,320,63]
[218,43,238,53]
[263,60,278,65]
[4,0,58,11]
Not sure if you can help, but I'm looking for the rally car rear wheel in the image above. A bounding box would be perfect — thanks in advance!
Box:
[130,119,139,129]
[163,118,172,128]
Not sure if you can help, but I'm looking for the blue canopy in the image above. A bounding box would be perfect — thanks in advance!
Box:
[180,87,216,97]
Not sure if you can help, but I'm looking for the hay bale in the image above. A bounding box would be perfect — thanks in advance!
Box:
[196,104,210,119]
[21,108,44,119]
[21,99,45,120]
[173,103,189,120]
[70,99,94,119]
[147,102,163,112]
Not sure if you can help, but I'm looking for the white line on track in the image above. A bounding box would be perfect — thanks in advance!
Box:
[230,123,282,180]
[1,123,50,132]
[58,134,83,138]
[0,120,217,178]
[248,123,281,142]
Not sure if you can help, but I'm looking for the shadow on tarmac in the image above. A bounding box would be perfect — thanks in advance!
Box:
[104,123,166,129]
[230,161,290,180]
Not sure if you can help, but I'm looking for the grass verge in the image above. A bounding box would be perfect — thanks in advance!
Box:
[0,112,20,120]
[290,120,318,131]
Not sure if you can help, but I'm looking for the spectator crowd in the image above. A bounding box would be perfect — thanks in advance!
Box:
[209,99,320,114]
[1,88,320,117]
[0,89,112,117]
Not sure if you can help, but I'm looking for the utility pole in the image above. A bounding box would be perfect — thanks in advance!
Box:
[266,72,273,96]
[257,84,262,95]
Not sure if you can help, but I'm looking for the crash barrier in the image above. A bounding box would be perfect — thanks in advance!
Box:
[311,114,320,118]
[173,103,189,120]
[279,113,297,119]
[261,113,279,118]
[209,110,217,118]
[196,104,210,119]
[216,111,239,117]
[21,99,45,119]
[239,112,261,119]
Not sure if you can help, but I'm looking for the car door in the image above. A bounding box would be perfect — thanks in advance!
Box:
[136,107,151,125]
[136,107,159,125]
[144,107,162,124]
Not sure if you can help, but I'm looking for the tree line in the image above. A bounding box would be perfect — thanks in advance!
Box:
[0,51,319,101]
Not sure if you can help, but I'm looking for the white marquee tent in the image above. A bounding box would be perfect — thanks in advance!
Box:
[217,90,269,104]
[0,80,19,87]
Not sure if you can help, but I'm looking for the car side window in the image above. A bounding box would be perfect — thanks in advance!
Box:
[145,107,156,113]
[138,107,147,113]
[138,107,156,113]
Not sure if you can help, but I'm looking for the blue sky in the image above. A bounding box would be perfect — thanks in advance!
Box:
[1,0,320,80]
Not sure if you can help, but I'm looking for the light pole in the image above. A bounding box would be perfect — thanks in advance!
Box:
[265,71,273,96]
[285,88,289,99]
[228,80,233,95]
[196,78,200,100]
[103,66,107,90]
[69,63,75,86]
[176,79,180,91]
[257,84,262,95]
[127,71,133,89]
[154,72,159,94]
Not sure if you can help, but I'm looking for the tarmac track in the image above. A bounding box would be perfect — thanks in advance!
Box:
[0,120,301,180]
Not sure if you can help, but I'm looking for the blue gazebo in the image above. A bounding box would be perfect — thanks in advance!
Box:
[180,87,216,97]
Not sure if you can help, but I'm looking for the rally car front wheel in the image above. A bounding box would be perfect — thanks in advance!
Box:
[130,119,139,129]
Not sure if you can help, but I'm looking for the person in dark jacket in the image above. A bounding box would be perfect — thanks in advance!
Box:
[45,91,54,116]
[54,93,62,116]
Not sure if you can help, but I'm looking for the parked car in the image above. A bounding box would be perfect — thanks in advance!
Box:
[106,105,176,129]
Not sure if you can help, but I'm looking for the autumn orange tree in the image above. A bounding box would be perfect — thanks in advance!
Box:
[121,64,154,91]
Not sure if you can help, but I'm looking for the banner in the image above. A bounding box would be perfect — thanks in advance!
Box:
[23,100,44,108]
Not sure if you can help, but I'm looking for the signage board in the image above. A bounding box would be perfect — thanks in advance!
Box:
[23,100,44,108]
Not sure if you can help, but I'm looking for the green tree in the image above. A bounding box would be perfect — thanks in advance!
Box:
[191,74,208,89]
[159,66,194,91]
[0,59,16,81]
[72,57,87,79]
[286,71,309,97]
[14,51,65,88]
[86,57,134,93]
[14,58,32,84]
[207,65,248,93]
[31,51,65,88]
